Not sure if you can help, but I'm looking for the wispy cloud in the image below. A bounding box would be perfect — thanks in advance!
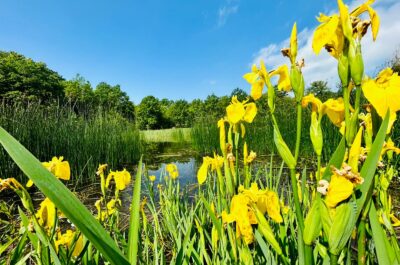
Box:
[217,1,239,28]
[251,1,400,90]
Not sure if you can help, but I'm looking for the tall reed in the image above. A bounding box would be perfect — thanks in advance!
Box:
[0,102,142,185]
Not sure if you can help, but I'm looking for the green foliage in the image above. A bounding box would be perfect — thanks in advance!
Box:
[0,51,64,102]
[305,81,337,101]
[94,82,135,120]
[136,96,164,129]
[0,102,142,184]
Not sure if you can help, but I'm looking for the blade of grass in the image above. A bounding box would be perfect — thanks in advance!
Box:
[322,136,346,181]
[127,157,143,264]
[369,203,398,265]
[356,112,389,214]
[0,126,129,265]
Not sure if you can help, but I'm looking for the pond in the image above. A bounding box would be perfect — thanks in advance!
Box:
[142,142,200,187]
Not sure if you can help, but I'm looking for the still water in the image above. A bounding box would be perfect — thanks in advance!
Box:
[142,142,200,186]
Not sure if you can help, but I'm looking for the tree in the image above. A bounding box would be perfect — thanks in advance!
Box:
[64,74,94,115]
[166,100,191,127]
[136,96,163,129]
[305,81,336,101]
[230,88,248,101]
[94,82,135,120]
[0,51,64,102]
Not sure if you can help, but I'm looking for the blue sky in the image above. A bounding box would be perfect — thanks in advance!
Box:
[1,0,399,103]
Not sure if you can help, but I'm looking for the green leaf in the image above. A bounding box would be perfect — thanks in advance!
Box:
[0,237,16,256]
[0,126,129,265]
[322,136,346,181]
[201,197,222,239]
[127,157,143,265]
[369,203,399,265]
[356,111,390,215]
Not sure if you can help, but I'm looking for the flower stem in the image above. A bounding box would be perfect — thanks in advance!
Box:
[331,253,339,265]
[294,102,302,162]
[358,219,366,265]
[343,84,351,145]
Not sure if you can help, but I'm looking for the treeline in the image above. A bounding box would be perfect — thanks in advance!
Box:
[3,50,399,131]
[0,51,135,120]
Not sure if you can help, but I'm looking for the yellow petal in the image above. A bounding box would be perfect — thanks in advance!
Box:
[243,72,259,84]
[312,15,340,54]
[351,1,380,41]
[337,0,353,40]
[290,22,298,62]
[226,98,245,124]
[26,179,33,188]
[269,65,291,92]
[325,175,354,208]
[348,127,363,173]
[243,103,257,123]
[302,93,323,113]
[260,60,268,80]
[55,161,71,181]
[197,159,209,185]
[362,68,400,119]
[266,191,283,223]
[322,98,345,127]
[250,80,264,100]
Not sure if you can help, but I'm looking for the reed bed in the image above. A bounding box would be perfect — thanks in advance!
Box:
[0,102,142,184]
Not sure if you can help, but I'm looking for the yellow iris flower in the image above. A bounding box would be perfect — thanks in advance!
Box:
[166,163,179,180]
[321,98,345,127]
[27,156,71,187]
[197,154,224,185]
[302,94,345,127]
[221,183,282,244]
[226,96,257,124]
[324,165,364,208]
[106,169,131,191]
[149,175,156,182]
[312,0,379,58]
[243,61,291,100]
[36,197,56,229]
[362,68,400,131]
[55,230,84,257]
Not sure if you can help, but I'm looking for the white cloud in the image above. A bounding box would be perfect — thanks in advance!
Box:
[217,4,239,27]
[251,1,400,90]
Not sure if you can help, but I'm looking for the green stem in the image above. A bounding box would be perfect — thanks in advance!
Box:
[294,102,302,162]
[330,253,339,265]
[305,245,314,265]
[290,168,304,234]
[317,155,321,180]
[343,85,351,146]
[354,85,361,113]
[357,219,366,265]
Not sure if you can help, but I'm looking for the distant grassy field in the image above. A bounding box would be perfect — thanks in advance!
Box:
[141,128,192,143]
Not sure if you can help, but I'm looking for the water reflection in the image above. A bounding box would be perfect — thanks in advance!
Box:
[142,142,201,185]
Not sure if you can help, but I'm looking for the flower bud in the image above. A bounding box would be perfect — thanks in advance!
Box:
[310,112,323,156]
[348,41,364,86]
[267,83,275,113]
[338,54,350,88]
[346,109,359,146]
[273,125,296,169]
[329,202,357,255]
[290,66,305,102]
[303,198,322,245]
